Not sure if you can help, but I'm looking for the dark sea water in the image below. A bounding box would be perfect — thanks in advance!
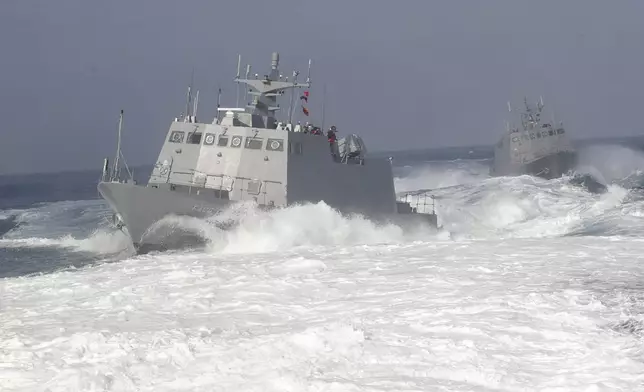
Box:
[0,168,150,278]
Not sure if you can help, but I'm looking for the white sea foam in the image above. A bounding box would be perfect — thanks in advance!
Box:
[1,237,643,390]
[0,229,132,255]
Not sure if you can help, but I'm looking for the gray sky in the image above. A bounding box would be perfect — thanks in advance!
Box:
[1,0,643,174]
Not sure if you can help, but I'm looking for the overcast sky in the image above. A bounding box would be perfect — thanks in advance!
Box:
[1,0,643,174]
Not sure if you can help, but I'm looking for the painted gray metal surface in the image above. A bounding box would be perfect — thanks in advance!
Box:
[491,98,577,179]
[98,181,234,250]
[99,52,438,252]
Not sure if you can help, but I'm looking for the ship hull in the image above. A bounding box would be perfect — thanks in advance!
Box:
[524,150,578,180]
[492,150,578,180]
[98,182,438,253]
[98,181,235,253]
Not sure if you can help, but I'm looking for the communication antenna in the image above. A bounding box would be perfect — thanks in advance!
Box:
[288,70,298,124]
[244,64,251,106]
[111,109,124,182]
[216,87,222,123]
[192,90,200,120]
[306,58,312,84]
[185,68,194,121]
[235,54,241,107]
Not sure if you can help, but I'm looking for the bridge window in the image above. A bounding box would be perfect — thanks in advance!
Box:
[245,137,263,150]
[230,135,243,148]
[169,131,184,143]
[203,133,216,146]
[187,132,202,144]
[266,138,284,151]
[217,135,229,146]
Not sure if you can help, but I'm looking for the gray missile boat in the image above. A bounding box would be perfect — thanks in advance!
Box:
[491,97,577,180]
[98,51,438,253]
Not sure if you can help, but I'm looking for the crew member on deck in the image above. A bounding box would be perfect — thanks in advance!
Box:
[327,126,338,158]
[327,126,337,143]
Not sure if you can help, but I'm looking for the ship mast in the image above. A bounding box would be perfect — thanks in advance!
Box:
[232,52,311,127]
[287,70,298,123]
[111,109,124,181]
[235,54,241,107]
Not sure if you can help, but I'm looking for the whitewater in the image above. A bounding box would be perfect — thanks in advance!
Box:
[1,144,644,391]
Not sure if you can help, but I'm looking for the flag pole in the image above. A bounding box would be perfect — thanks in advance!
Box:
[305,59,312,122]
[288,70,297,125]
[321,83,326,132]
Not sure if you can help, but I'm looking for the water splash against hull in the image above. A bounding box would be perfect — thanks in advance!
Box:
[2,147,643,275]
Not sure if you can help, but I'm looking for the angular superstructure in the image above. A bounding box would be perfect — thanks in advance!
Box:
[491,97,577,179]
[98,52,439,252]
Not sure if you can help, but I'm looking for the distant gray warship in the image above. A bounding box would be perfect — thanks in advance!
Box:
[491,97,577,180]
[98,52,438,252]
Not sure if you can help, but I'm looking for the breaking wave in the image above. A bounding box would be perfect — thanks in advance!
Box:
[0,229,132,255]
[393,145,644,240]
[575,144,644,187]
[393,159,490,193]
[146,201,441,255]
[430,177,636,239]
[0,199,441,258]
[2,144,644,258]
[0,200,134,258]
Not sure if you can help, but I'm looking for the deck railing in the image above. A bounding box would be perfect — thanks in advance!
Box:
[156,168,283,206]
[397,192,436,215]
